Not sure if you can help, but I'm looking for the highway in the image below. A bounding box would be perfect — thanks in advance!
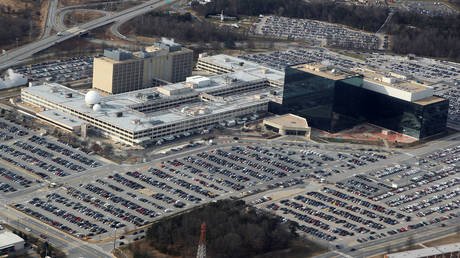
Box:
[42,0,59,39]
[0,0,174,71]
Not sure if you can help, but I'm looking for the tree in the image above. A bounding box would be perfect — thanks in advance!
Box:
[224,38,236,49]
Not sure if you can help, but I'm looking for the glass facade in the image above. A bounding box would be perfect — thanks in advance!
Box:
[278,67,338,131]
[273,66,449,139]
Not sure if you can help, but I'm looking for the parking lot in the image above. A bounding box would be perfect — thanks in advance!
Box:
[0,133,102,180]
[10,142,397,241]
[365,53,460,84]
[251,16,381,50]
[13,56,97,84]
[255,142,459,247]
[395,1,456,16]
[240,47,364,71]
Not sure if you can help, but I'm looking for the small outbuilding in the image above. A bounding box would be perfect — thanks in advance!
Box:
[0,230,25,255]
[263,114,311,139]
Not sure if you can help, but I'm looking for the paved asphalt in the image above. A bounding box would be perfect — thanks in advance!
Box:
[42,0,59,39]
[0,131,457,257]
[0,0,173,70]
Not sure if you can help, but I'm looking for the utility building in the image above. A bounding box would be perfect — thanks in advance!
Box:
[0,231,24,255]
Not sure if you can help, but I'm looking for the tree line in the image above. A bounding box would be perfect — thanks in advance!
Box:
[136,200,303,258]
[389,11,460,62]
[123,12,246,46]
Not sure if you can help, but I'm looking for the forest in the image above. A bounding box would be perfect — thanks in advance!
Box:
[0,5,38,48]
[123,12,246,47]
[131,200,312,258]
[389,12,460,62]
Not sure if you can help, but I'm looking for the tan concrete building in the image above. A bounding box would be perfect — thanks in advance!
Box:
[263,114,311,138]
[92,38,193,94]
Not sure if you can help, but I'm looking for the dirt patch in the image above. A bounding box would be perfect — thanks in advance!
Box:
[423,233,460,247]
[59,0,104,8]
[64,10,104,27]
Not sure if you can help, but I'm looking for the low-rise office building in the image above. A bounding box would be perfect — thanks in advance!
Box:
[385,242,460,258]
[22,67,278,146]
[196,54,285,87]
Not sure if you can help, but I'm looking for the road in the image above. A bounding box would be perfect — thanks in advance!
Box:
[0,204,111,258]
[315,219,460,258]
[57,8,112,32]
[0,0,174,71]
[42,0,59,39]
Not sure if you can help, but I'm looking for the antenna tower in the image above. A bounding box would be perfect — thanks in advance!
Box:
[196,223,206,258]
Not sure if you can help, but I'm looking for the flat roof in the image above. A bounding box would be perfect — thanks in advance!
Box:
[96,56,136,64]
[199,54,284,84]
[360,70,429,93]
[37,109,84,127]
[387,243,460,258]
[23,81,271,132]
[264,114,309,128]
[413,96,446,106]
[0,231,24,247]
[291,63,354,80]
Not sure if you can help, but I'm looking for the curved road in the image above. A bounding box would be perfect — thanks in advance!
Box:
[56,8,112,32]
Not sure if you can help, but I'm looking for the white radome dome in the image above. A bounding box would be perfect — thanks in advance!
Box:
[93,104,102,112]
[85,91,100,105]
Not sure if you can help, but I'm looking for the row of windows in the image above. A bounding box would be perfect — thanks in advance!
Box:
[22,92,134,139]
[134,103,268,140]
[196,61,232,74]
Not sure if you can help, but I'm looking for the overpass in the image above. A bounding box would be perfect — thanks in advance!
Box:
[0,0,174,71]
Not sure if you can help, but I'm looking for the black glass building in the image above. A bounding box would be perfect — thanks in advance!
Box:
[271,65,449,139]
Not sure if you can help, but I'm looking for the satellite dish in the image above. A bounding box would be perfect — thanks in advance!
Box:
[85,91,100,105]
[93,103,101,112]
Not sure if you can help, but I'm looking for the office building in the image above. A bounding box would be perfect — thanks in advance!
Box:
[275,64,448,139]
[385,242,460,258]
[196,54,284,87]
[92,38,193,94]
[22,61,280,146]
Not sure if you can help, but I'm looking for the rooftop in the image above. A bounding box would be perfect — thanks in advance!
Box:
[23,78,272,132]
[413,95,446,106]
[359,69,429,93]
[291,63,354,80]
[0,231,24,247]
[264,114,309,128]
[386,243,460,258]
[198,54,285,85]
[37,109,85,127]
